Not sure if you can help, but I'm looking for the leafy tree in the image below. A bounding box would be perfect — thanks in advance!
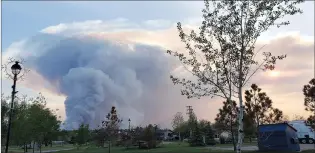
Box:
[303,78,315,128]
[141,124,157,149]
[171,112,185,140]
[215,100,238,150]
[1,93,61,153]
[174,121,190,140]
[199,120,215,145]
[167,1,304,152]
[28,94,61,152]
[76,124,90,147]
[1,95,10,146]
[11,96,32,149]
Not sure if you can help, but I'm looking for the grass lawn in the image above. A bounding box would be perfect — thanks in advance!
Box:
[55,143,315,153]
[8,144,74,153]
[214,142,255,148]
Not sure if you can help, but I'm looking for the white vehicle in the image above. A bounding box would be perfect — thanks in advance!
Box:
[288,120,315,144]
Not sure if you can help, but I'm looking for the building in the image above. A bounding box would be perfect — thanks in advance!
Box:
[258,123,300,152]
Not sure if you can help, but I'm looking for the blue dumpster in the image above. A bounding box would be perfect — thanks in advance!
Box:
[258,123,300,152]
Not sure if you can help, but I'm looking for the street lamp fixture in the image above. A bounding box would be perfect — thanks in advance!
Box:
[5,61,22,153]
[11,61,22,75]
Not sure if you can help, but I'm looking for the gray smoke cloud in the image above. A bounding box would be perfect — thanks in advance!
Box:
[19,34,181,129]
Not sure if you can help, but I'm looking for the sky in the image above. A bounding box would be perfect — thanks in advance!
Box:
[1,1,314,129]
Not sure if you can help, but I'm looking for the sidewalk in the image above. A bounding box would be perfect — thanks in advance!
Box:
[34,148,74,153]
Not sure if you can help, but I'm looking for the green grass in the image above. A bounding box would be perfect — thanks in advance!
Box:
[214,142,255,148]
[55,142,315,153]
[8,144,74,153]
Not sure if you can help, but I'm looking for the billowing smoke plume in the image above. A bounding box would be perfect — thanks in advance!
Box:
[16,34,181,129]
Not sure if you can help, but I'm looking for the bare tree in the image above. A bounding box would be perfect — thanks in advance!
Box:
[171,112,185,141]
[167,1,304,152]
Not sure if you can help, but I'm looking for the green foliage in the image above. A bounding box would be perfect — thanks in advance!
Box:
[140,124,158,149]
[303,78,315,112]
[199,120,215,145]
[244,84,284,136]
[303,78,315,129]
[1,93,61,147]
[215,100,238,132]
[76,124,90,146]
[215,100,238,150]
[189,121,204,147]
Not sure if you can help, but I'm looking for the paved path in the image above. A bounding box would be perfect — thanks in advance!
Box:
[209,144,315,151]
[208,146,258,151]
[34,148,74,153]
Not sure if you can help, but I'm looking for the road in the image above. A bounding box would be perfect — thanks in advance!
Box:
[209,144,315,151]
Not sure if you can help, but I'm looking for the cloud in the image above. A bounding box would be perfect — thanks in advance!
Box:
[3,18,314,129]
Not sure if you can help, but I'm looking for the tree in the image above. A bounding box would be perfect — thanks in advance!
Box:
[76,124,90,147]
[1,95,10,146]
[27,94,61,153]
[189,121,204,147]
[11,96,32,151]
[303,78,315,128]
[141,124,158,149]
[171,112,185,141]
[167,1,304,152]
[244,84,284,131]
[199,120,215,145]
[95,106,122,149]
[215,100,238,150]
[1,93,61,153]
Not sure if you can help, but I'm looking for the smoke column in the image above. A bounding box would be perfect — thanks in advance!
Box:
[18,34,176,129]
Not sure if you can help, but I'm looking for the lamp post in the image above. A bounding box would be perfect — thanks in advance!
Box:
[5,61,22,153]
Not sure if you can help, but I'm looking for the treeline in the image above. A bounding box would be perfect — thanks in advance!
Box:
[171,81,315,151]
[172,111,216,146]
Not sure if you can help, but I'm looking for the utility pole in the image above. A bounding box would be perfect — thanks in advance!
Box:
[186,106,193,138]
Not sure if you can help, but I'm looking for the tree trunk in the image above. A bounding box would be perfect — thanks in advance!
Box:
[231,124,236,151]
[108,141,111,153]
[237,5,245,153]
[237,90,244,153]
[39,142,42,153]
[24,143,26,153]
[32,141,35,153]
[256,117,260,147]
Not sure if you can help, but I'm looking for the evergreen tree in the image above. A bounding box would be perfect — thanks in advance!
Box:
[303,78,315,129]
[189,121,204,147]
[204,122,215,145]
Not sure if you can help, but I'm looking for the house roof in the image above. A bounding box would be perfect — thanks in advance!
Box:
[259,123,297,132]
